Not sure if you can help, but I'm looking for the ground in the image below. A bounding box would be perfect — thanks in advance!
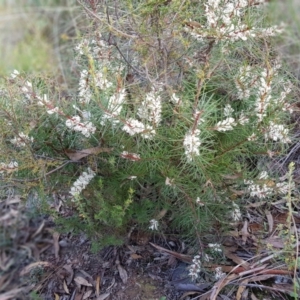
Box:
[0,192,299,300]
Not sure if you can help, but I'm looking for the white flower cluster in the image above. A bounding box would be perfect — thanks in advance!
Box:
[189,255,202,281]
[183,129,201,162]
[208,243,222,253]
[186,0,282,42]
[264,122,291,143]
[214,267,226,280]
[273,82,293,113]
[171,93,181,105]
[0,161,18,174]
[238,112,249,125]
[65,115,96,137]
[183,110,204,161]
[10,132,34,147]
[95,70,113,90]
[255,71,273,122]
[235,65,254,99]
[224,104,234,117]
[137,88,162,126]
[231,202,241,221]
[215,117,236,132]
[75,39,91,55]
[245,171,294,199]
[78,70,92,104]
[101,89,126,125]
[149,219,159,230]
[122,118,155,139]
[69,167,96,198]
[235,62,292,123]
[244,179,273,199]
[10,69,20,79]
[120,151,141,161]
[21,81,33,101]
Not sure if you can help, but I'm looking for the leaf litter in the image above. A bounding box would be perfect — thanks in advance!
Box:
[1,190,300,299]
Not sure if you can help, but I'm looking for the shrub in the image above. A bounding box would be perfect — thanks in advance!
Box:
[0,0,295,251]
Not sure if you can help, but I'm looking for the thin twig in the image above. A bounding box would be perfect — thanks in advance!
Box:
[9,161,71,182]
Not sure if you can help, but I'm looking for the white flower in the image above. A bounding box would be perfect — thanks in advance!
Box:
[11,69,20,79]
[215,117,236,132]
[120,151,141,161]
[264,122,291,143]
[149,219,159,230]
[258,171,268,180]
[165,177,175,186]
[47,107,59,115]
[238,112,249,125]
[78,70,92,104]
[70,168,96,198]
[244,179,273,199]
[10,132,34,147]
[183,129,201,162]
[101,89,126,125]
[137,88,162,126]
[122,118,155,139]
[66,115,96,137]
[231,203,241,221]
[171,93,181,105]
[0,161,18,174]
[189,255,202,281]
[247,133,257,141]
[94,70,113,90]
[224,104,234,117]
[208,243,222,253]
[214,267,226,280]
[196,197,204,206]
[75,39,91,55]
[21,81,33,100]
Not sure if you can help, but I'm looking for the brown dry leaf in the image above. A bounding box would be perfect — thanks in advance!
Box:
[65,147,113,161]
[74,276,93,287]
[0,209,19,224]
[130,253,142,259]
[116,260,128,284]
[54,293,59,300]
[265,210,273,234]
[271,283,294,294]
[96,293,110,300]
[210,273,239,300]
[32,220,45,238]
[247,274,276,282]
[83,289,93,299]
[149,242,192,263]
[20,261,51,276]
[240,220,249,245]
[236,279,249,300]
[250,293,259,300]
[223,248,250,270]
[63,280,70,294]
[79,269,93,281]
[222,173,242,180]
[229,188,245,196]
[52,232,60,259]
[6,195,21,205]
[63,264,74,285]
[0,288,24,300]
[96,275,101,297]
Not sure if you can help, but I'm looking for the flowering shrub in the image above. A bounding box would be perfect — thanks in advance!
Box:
[0,0,295,251]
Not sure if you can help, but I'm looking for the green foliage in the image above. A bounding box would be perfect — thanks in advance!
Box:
[0,0,296,252]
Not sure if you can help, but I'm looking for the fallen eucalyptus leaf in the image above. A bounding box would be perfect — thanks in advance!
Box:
[74,276,92,287]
